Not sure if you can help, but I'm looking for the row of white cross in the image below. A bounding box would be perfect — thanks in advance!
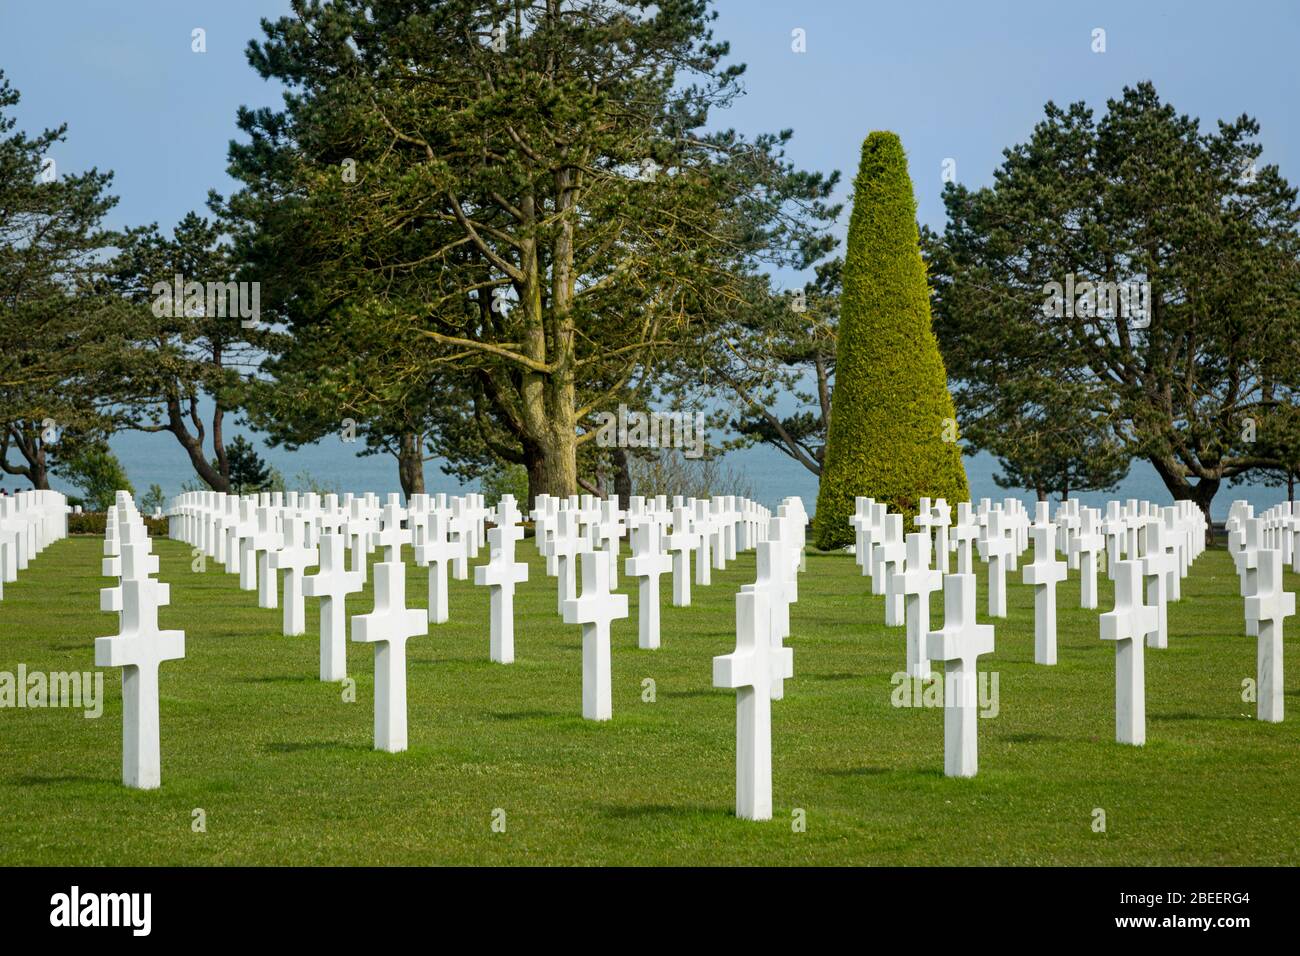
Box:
[96,491,185,790]
[0,490,71,601]
[847,494,1266,774]
[158,487,809,822]
[1228,501,1299,723]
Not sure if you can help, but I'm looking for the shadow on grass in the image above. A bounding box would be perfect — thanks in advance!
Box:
[264,741,369,754]
[9,774,107,787]
[661,689,714,700]
[600,802,729,820]
[1150,712,1238,722]
[489,709,561,722]
[807,672,862,682]
[823,766,891,777]
[239,675,320,685]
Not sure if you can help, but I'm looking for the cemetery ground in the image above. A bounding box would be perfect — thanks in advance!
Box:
[1,535,1296,867]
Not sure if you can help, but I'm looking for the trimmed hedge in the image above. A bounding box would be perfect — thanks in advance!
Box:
[67,513,168,537]
[813,131,969,550]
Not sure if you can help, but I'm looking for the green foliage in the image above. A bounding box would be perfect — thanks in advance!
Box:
[926,83,1300,521]
[478,461,529,510]
[813,132,969,549]
[66,512,165,536]
[225,435,271,494]
[0,71,123,489]
[140,483,167,514]
[221,1,839,501]
[56,443,133,512]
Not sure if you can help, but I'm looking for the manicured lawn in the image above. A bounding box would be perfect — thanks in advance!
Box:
[0,533,1296,865]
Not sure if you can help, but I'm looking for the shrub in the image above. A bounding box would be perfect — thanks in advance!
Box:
[478,461,529,509]
[56,444,134,513]
[813,131,969,549]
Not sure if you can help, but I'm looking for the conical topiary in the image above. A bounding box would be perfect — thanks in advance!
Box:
[813,131,969,550]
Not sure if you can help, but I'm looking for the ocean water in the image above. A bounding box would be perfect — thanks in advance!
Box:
[19,421,1289,522]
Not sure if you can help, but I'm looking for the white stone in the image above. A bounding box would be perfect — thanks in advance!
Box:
[549,508,584,615]
[876,513,905,626]
[94,573,185,789]
[474,524,529,663]
[269,515,318,636]
[1023,521,1066,665]
[753,527,795,700]
[977,509,1012,618]
[1099,559,1157,746]
[624,519,671,650]
[562,549,629,721]
[897,531,942,678]
[352,558,428,752]
[250,506,282,609]
[1244,548,1294,723]
[926,572,994,777]
[713,586,791,820]
[303,530,363,681]
[413,511,462,625]
[664,506,699,607]
[1141,519,1177,649]
[1071,510,1103,610]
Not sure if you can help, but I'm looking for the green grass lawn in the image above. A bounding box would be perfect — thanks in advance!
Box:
[0,533,1296,866]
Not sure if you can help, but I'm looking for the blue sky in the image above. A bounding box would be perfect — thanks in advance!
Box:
[1,1,1297,513]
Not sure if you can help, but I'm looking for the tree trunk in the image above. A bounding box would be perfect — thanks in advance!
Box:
[396,431,425,498]
[2,425,51,490]
[212,404,230,487]
[166,396,229,492]
[1150,455,1219,546]
[526,419,578,505]
[612,447,632,509]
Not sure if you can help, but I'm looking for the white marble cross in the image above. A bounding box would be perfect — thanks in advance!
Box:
[664,506,699,607]
[474,524,530,663]
[371,503,406,563]
[250,506,282,609]
[1244,547,1294,723]
[1142,519,1177,649]
[977,509,1013,618]
[95,575,185,789]
[693,499,714,586]
[562,549,629,721]
[950,501,979,574]
[932,498,952,574]
[850,497,874,575]
[1070,510,1104,609]
[1100,558,1157,746]
[876,513,906,626]
[1103,501,1127,578]
[624,519,671,650]
[897,531,942,678]
[550,509,585,615]
[926,572,994,777]
[346,502,374,585]
[713,586,791,820]
[352,558,428,752]
[269,515,318,636]
[1023,522,1067,665]
[753,530,795,700]
[448,499,472,580]
[303,530,363,681]
[594,499,626,587]
[413,511,462,625]
[1235,517,1263,638]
